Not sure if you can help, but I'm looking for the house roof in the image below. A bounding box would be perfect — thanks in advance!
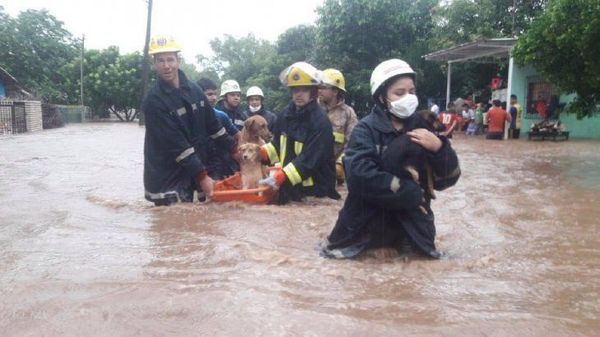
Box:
[423,38,518,63]
[0,66,18,85]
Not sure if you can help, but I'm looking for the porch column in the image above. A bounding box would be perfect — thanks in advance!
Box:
[446,62,452,109]
[504,54,514,140]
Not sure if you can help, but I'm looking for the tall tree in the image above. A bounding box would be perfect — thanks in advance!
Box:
[315,0,439,115]
[513,0,600,118]
[1,9,78,101]
[59,47,144,120]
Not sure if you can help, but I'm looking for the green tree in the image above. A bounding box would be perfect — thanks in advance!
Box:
[316,0,439,115]
[513,0,600,118]
[430,0,547,102]
[434,0,547,46]
[59,47,144,121]
[0,9,78,101]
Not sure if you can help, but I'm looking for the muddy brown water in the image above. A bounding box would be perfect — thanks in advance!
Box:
[1,123,599,336]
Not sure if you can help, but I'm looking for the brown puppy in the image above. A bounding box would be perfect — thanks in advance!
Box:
[239,143,268,189]
[240,115,271,145]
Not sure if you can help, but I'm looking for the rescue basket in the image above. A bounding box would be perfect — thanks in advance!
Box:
[212,171,277,204]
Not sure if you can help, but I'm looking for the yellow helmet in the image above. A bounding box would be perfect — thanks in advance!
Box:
[148,35,181,55]
[321,68,346,92]
[279,62,322,87]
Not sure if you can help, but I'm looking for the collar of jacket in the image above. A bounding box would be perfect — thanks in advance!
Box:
[216,100,240,115]
[329,99,346,111]
[286,99,318,119]
[158,69,190,94]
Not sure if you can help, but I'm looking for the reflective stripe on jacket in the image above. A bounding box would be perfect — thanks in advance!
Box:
[325,100,358,162]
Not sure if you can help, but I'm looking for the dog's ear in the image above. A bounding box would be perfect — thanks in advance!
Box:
[246,117,256,130]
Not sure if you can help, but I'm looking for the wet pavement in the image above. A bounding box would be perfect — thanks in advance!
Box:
[1,123,599,336]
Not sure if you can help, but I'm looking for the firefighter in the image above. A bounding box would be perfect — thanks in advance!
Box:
[258,62,340,204]
[244,86,277,132]
[318,68,358,184]
[321,59,460,259]
[142,36,237,206]
[216,80,247,130]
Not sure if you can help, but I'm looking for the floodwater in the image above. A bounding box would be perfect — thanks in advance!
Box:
[1,123,599,336]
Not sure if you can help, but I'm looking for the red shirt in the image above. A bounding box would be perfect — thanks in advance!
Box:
[439,112,458,135]
[487,107,512,133]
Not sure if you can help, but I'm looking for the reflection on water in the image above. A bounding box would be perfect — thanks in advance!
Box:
[0,124,599,336]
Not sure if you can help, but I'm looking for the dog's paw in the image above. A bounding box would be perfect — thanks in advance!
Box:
[405,165,419,182]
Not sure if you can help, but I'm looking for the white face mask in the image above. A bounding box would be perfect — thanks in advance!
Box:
[388,94,418,119]
[249,105,262,113]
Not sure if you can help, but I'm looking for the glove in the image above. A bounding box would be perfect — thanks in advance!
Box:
[259,146,269,162]
[258,168,286,191]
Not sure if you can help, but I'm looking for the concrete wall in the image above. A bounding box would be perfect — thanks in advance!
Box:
[24,100,42,132]
[511,63,600,139]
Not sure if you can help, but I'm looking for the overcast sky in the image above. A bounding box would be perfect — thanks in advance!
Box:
[3,0,324,65]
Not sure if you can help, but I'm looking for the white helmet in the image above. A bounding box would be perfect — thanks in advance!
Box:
[220,80,241,97]
[246,86,264,98]
[370,59,416,98]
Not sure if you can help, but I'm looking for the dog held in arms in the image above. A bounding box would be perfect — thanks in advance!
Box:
[382,109,446,206]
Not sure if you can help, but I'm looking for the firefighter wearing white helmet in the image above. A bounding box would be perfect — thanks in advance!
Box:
[216,79,247,130]
[258,62,340,204]
[318,68,358,185]
[141,35,238,206]
[322,58,461,260]
[244,86,277,132]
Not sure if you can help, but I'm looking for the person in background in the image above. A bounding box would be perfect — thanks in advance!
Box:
[318,68,358,185]
[197,78,241,180]
[508,94,522,139]
[216,80,247,130]
[429,101,440,116]
[142,36,237,205]
[438,103,458,138]
[244,86,277,132]
[486,99,512,140]
[534,95,548,120]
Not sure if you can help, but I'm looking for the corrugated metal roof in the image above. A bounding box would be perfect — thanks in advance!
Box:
[423,38,517,63]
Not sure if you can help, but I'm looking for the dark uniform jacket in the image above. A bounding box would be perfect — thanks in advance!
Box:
[142,70,236,202]
[323,105,460,258]
[263,99,340,204]
[245,106,278,132]
[216,100,247,130]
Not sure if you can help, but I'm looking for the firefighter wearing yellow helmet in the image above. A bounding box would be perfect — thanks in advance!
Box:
[258,62,340,203]
[318,68,358,185]
[141,35,238,206]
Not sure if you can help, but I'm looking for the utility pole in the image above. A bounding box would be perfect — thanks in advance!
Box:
[138,0,153,126]
[80,34,85,106]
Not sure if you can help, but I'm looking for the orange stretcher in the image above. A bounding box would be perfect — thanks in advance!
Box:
[212,172,277,204]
